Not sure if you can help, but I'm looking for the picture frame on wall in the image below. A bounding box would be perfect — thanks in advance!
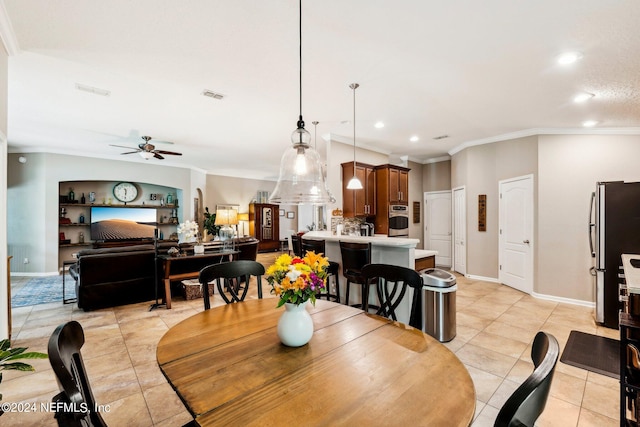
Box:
[279,209,285,217]
[286,211,295,219]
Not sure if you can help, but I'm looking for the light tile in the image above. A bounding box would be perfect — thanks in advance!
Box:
[581,380,619,419]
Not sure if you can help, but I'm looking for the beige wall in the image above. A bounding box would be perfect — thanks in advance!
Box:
[452,136,538,280]
[538,134,640,302]
[423,160,451,192]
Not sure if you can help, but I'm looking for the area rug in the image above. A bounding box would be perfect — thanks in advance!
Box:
[11,275,75,307]
[560,330,619,379]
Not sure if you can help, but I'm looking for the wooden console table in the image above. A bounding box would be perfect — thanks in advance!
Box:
[158,250,238,309]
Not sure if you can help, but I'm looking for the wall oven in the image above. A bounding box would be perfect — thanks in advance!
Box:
[388,205,409,237]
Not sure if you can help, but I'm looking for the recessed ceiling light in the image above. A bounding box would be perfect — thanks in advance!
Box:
[374,121,385,129]
[582,120,598,127]
[409,136,419,142]
[202,89,224,100]
[75,83,111,96]
[557,52,583,65]
[574,92,595,103]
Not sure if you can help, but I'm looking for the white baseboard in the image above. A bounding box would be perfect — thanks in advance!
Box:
[531,291,595,308]
[465,274,500,283]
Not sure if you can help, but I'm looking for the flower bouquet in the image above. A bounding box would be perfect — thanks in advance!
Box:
[177,220,199,244]
[266,252,329,307]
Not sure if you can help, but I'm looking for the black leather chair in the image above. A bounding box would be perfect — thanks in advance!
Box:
[494,331,559,427]
[339,241,378,312]
[301,238,341,303]
[361,263,423,329]
[199,260,265,308]
[48,320,107,427]
[291,235,303,257]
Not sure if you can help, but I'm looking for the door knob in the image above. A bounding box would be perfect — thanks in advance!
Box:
[523,239,530,244]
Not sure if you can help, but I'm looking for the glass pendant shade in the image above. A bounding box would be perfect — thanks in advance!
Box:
[270,140,336,205]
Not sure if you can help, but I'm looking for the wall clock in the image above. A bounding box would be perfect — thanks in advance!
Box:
[113,182,138,203]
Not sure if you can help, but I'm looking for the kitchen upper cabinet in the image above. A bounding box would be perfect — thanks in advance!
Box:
[342,162,376,217]
[378,165,410,205]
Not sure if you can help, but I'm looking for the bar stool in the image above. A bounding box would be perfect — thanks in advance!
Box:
[301,238,341,303]
[339,241,378,312]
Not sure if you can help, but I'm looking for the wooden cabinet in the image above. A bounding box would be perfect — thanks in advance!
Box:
[620,312,640,424]
[379,165,409,205]
[341,162,376,217]
[249,203,280,252]
[374,164,411,235]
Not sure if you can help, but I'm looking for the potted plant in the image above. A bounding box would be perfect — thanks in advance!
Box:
[203,207,220,241]
[0,339,48,416]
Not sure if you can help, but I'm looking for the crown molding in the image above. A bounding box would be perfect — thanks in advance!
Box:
[448,127,640,156]
[0,1,19,55]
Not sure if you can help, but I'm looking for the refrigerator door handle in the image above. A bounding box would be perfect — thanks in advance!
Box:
[589,191,596,257]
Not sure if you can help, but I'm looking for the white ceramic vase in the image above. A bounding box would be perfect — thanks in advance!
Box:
[277,301,314,347]
[193,244,205,254]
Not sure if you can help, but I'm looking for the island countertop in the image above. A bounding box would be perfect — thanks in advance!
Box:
[303,230,420,248]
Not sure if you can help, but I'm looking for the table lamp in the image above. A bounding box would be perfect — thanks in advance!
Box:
[214,208,238,242]
[238,213,249,237]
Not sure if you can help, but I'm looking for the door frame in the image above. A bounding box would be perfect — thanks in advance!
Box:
[452,186,466,275]
[498,174,534,294]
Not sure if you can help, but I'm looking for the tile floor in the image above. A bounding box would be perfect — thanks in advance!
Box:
[3,254,619,426]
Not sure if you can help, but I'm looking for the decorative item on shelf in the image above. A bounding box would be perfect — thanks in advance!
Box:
[269,0,335,205]
[60,207,67,218]
[177,220,199,244]
[68,187,75,201]
[79,232,84,244]
[266,251,329,347]
[167,247,180,257]
[89,192,96,203]
[166,193,173,205]
[79,213,85,224]
[80,193,86,204]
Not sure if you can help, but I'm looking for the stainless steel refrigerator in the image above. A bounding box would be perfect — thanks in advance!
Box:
[589,181,640,329]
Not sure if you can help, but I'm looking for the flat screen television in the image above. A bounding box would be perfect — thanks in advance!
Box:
[90,207,157,241]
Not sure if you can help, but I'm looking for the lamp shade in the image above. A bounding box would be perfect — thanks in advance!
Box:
[269,142,335,205]
[214,208,238,226]
[238,213,249,222]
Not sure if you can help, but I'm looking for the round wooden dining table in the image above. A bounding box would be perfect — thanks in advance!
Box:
[157,299,476,426]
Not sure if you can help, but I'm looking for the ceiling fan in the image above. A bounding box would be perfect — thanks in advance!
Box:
[110,136,182,160]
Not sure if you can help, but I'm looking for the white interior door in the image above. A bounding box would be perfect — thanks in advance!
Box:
[499,175,533,294]
[424,191,452,267]
[453,187,466,275]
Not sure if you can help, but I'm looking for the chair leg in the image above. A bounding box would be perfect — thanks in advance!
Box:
[345,279,351,306]
[334,274,340,304]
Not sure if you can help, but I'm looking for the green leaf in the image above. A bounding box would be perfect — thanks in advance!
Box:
[0,339,10,351]
[0,362,36,372]
[7,352,48,361]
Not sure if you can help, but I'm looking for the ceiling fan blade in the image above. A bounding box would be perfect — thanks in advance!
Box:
[154,153,165,160]
[120,151,141,155]
[109,144,140,151]
[154,150,182,156]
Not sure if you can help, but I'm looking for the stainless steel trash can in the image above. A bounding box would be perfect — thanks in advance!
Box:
[421,268,457,342]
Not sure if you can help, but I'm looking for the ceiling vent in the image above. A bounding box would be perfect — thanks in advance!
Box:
[75,83,110,96]
[433,134,449,140]
[202,90,224,100]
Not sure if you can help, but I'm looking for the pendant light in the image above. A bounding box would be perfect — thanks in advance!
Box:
[346,83,363,190]
[269,0,334,205]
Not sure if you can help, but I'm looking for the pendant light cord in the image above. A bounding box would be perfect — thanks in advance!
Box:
[297,0,303,128]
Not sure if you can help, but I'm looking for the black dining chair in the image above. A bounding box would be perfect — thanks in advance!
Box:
[199,260,265,308]
[291,234,303,257]
[361,263,423,329]
[494,331,560,427]
[301,238,341,303]
[339,241,378,312]
[48,320,107,427]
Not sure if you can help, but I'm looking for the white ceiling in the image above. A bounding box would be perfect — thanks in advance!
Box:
[3,0,640,180]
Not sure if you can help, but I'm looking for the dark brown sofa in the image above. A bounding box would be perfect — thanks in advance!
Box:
[70,237,259,311]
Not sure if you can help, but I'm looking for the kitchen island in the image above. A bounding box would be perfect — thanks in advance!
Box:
[302,231,436,325]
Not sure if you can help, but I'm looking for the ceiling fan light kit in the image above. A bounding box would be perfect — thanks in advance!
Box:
[110,135,182,160]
